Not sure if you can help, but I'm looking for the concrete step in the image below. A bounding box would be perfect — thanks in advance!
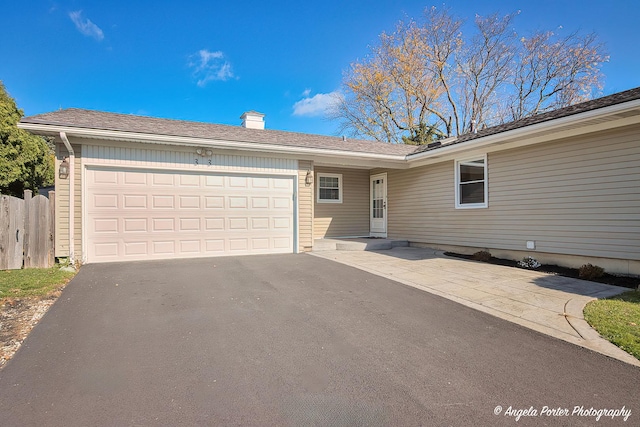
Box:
[313,238,409,252]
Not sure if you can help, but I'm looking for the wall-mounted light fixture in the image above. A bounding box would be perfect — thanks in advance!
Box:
[195,148,213,156]
[305,170,313,186]
[59,157,70,179]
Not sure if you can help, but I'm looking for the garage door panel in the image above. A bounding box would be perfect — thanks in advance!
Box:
[229,176,248,187]
[178,218,200,231]
[251,218,269,230]
[152,195,175,209]
[273,179,292,190]
[153,241,175,254]
[273,217,291,229]
[94,219,118,233]
[86,168,295,263]
[152,173,174,186]
[123,172,147,185]
[205,176,224,187]
[273,197,291,209]
[205,218,225,230]
[179,175,200,187]
[152,218,175,231]
[123,218,147,232]
[205,196,224,209]
[179,196,200,209]
[123,195,147,209]
[205,239,225,252]
[251,177,269,188]
[180,240,201,253]
[93,194,118,209]
[228,217,248,230]
[229,197,248,209]
[274,237,292,249]
[94,170,118,184]
[124,241,147,256]
[251,197,269,209]
[229,239,248,251]
[252,238,269,250]
[94,242,118,257]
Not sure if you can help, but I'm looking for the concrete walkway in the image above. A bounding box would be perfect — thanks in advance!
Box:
[312,246,640,367]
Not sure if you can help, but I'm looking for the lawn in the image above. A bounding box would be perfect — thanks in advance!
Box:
[584,291,640,360]
[0,267,76,299]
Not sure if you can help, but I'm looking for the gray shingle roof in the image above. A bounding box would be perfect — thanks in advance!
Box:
[21,86,640,158]
[21,109,416,156]
[411,86,640,155]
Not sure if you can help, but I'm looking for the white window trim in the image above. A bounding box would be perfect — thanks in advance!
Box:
[317,173,343,203]
[454,154,488,209]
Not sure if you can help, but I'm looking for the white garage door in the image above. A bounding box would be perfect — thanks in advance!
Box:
[85,167,295,263]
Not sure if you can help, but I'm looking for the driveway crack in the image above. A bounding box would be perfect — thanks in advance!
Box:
[562,299,585,339]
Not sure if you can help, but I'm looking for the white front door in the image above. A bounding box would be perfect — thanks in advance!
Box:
[370,173,387,237]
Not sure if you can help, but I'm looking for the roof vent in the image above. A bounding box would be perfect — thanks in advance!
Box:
[427,141,441,149]
[471,119,478,134]
[240,111,265,130]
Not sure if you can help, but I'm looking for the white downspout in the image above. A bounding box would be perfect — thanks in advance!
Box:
[60,132,75,264]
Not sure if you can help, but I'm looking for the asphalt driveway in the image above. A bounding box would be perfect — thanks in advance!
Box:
[0,254,638,426]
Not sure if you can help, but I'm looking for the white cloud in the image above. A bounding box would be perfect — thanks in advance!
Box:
[188,49,235,86]
[301,88,311,97]
[292,91,341,117]
[69,10,104,41]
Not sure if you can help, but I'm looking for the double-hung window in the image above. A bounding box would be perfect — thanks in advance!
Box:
[317,173,343,203]
[455,155,488,208]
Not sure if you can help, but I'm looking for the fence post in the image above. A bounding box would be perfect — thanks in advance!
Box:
[49,190,55,266]
[23,190,32,267]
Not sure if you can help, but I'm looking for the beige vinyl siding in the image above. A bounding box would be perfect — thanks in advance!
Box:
[298,160,314,251]
[386,125,640,261]
[314,167,370,238]
[81,142,298,173]
[55,143,82,258]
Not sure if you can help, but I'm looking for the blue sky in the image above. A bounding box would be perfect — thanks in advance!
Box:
[2,0,639,136]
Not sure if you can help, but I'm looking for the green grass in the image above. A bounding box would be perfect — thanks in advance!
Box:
[0,267,76,299]
[584,291,640,360]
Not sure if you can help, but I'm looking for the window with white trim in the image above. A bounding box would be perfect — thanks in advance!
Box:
[317,173,342,203]
[455,156,488,208]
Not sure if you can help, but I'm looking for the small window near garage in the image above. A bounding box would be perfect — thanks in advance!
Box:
[317,173,343,203]
[455,155,488,208]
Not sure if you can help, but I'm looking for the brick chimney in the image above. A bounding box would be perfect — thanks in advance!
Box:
[240,111,265,129]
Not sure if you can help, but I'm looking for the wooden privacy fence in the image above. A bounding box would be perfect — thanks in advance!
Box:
[0,190,55,269]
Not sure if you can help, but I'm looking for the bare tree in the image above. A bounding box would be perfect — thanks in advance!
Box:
[333,7,608,143]
[509,31,605,120]
[416,7,463,138]
[458,13,517,133]
[335,19,447,144]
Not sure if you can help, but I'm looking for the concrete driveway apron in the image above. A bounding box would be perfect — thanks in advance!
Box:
[312,246,638,366]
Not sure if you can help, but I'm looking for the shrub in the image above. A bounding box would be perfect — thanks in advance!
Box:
[472,250,492,262]
[518,256,541,270]
[579,263,605,281]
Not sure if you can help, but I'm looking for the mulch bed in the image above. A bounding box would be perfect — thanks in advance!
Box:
[444,252,640,290]
[0,289,64,370]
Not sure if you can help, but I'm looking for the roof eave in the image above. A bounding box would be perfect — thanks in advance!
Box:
[19,94,640,170]
[406,97,640,166]
[18,122,409,167]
